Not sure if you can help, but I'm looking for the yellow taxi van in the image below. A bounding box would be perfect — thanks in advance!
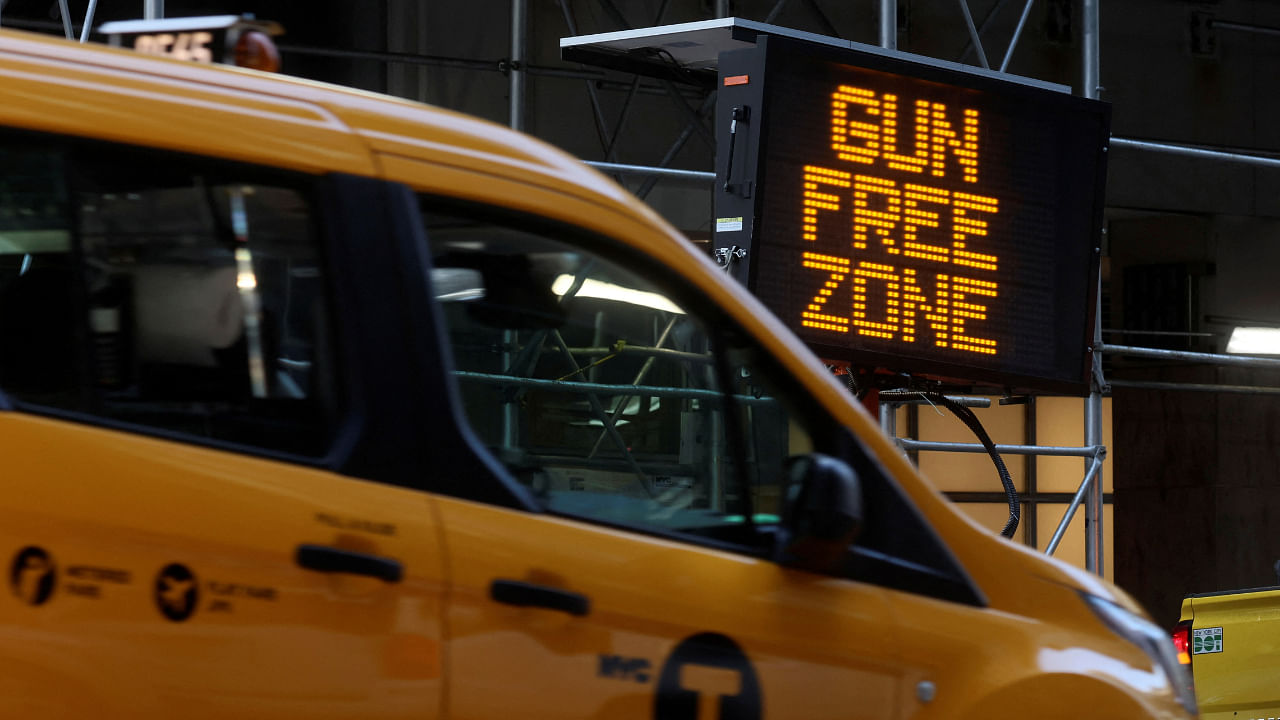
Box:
[0,23,1193,720]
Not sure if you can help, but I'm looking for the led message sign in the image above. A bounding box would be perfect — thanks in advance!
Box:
[714,36,1110,393]
[99,15,282,69]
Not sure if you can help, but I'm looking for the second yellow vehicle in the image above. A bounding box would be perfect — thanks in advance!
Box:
[0,22,1194,720]
[1175,586,1280,720]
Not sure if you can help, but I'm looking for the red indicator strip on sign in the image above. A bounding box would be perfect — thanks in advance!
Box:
[724,75,749,86]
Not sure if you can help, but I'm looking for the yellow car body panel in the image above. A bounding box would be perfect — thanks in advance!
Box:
[0,25,1192,720]
[1179,589,1280,720]
[0,414,447,719]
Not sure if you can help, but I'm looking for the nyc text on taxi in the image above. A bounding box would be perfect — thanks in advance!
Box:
[0,26,1191,720]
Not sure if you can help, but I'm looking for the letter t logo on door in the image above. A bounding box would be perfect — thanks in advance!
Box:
[680,666,743,720]
[655,633,762,720]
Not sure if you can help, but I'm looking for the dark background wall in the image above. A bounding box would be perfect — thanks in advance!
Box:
[1114,367,1280,629]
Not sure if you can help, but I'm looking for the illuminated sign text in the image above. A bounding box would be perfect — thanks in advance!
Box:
[714,36,1110,391]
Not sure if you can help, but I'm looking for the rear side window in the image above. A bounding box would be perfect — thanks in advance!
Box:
[0,140,338,457]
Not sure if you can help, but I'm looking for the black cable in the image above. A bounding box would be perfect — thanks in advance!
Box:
[883,390,1020,538]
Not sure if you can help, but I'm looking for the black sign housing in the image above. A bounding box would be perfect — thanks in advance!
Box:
[714,36,1110,394]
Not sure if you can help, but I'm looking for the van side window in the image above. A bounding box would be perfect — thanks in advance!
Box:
[424,211,807,550]
[0,141,337,457]
[423,206,982,604]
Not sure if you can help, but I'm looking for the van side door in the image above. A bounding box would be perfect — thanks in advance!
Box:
[412,197,984,720]
[0,137,446,718]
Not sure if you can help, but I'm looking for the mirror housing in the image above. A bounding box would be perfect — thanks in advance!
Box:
[778,453,864,573]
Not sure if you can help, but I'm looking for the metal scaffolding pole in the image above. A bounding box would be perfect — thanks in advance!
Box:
[1082,0,1104,577]
[1111,380,1280,396]
[78,0,98,43]
[510,0,529,131]
[1085,0,1105,573]
[1110,137,1280,170]
[57,0,73,39]
[584,161,715,181]
[879,399,898,438]
[1103,342,1280,369]
[502,0,529,448]
[1084,375,1104,574]
[1046,454,1104,556]
[957,0,991,69]
[879,0,897,50]
[1212,19,1280,39]
[899,440,1102,457]
[636,91,716,199]
[956,0,1008,66]
[1001,0,1035,72]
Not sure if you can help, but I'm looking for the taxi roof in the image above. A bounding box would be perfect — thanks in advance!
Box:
[0,26,647,219]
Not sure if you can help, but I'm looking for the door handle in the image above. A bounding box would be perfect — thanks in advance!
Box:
[296,544,403,583]
[490,579,590,616]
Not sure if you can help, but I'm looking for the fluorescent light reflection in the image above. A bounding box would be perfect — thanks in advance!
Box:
[551,275,685,315]
[1226,326,1280,355]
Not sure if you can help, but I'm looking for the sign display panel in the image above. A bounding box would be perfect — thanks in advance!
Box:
[714,36,1110,393]
[99,15,282,69]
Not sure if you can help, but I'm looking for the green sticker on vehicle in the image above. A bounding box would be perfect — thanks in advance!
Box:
[1193,627,1223,654]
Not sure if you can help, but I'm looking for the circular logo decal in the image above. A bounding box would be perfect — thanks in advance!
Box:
[10,546,56,606]
[155,563,199,622]
[655,632,762,720]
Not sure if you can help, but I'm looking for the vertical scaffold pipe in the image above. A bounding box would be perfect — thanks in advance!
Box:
[880,0,897,50]
[1082,0,1104,577]
[509,0,528,131]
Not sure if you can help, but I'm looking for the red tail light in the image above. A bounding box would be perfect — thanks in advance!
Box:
[1172,620,1193,665]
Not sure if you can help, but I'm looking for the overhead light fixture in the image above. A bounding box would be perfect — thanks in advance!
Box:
[1226,326,1280,355]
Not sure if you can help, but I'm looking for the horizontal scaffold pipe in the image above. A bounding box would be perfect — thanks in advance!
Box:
[897,439,1103,457]
[584,161,716,181]
[454,370,777,405]
[1110,380,1280,396]
[1101,342,1280,369]
[1110,137,1280,170]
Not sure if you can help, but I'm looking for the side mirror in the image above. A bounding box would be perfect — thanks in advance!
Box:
[778,453,864,573]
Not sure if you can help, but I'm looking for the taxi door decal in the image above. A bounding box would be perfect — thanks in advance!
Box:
[10,546,56,605]
[655,633,762,720]
[155,563,199,622]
